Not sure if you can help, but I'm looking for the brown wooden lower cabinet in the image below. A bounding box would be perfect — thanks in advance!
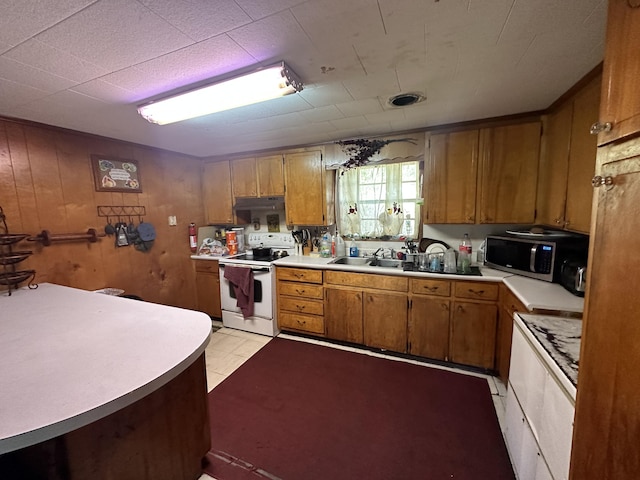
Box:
[194,259,221,318]
[449,301,498,369]
[325,287,363,343]
[276,267,325,336]
[363,291,408,352]
[496,284,526,384]
[278,267,501,370]
[408,295,450,360]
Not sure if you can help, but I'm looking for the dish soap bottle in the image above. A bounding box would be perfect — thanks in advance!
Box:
[349,238,359,257]
[458,233,472,273]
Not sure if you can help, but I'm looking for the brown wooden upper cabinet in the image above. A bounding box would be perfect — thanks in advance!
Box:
[594,0,640,146]
[202,160,234,225]
[283,150,335,226]
[231,155,284,198]
[425,121,540,224]
[424,129,479,224]
[537,74,601,234]
[478,122,541,224]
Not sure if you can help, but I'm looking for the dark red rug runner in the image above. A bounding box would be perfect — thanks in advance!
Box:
[203,337,514,480]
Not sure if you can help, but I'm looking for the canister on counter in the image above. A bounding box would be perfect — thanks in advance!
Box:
[226,231,237,255]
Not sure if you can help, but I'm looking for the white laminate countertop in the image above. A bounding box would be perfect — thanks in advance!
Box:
[504,275,584,313]
[0,283,211,454]
[515,313,582,400]
[272,255,512,282]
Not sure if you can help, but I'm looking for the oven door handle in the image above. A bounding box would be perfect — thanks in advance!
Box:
[219,264,271,273]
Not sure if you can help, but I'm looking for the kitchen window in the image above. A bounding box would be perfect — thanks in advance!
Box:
[337,161,421,239]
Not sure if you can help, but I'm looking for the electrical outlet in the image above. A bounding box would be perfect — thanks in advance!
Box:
[168,215,177,226]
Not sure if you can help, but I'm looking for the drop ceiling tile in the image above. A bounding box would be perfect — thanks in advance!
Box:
[342,70,400,100]
[71,79,136,103]
[298,105,344,123]
[227,9,314,62]
[353,31,426,76]
[291,0,385,49]
[335,98,383,117]
[4,39,107,83]
[0,79,50,110]
[298,84,354,108]
[330,115,369,130]
[138,0,252,41]
[34,0,193,71]
[0,56,75,92]
[234,0,307,21]
[0,0,95,47]
[100,34,255,102]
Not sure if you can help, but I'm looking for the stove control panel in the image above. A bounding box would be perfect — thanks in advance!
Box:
[247,232,296,249]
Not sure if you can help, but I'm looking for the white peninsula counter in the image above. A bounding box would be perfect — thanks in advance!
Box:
[0,283,212,479]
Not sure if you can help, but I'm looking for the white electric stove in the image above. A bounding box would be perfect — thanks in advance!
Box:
[218,232,296,336]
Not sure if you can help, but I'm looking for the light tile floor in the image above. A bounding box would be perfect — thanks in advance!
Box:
[199,322,508,480]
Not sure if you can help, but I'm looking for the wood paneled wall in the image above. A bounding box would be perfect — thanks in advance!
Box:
[0,118,205,309]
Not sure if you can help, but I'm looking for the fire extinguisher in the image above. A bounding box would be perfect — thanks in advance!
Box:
[189,223,197,253]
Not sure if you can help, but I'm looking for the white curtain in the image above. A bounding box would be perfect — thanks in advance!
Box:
[337,163,407,238]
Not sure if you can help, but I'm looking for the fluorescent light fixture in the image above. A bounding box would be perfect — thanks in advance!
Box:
[137,61,303,125]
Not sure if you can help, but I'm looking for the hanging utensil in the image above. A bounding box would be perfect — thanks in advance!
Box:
[104,216,115,236]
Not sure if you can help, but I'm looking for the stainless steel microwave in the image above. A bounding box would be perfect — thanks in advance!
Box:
[484,234,589,282]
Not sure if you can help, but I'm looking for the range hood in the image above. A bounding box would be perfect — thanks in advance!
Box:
[233,196,285,211]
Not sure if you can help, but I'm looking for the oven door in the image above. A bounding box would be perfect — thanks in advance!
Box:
[219,264,273,319]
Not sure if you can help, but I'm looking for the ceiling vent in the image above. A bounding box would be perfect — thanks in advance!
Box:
[388,93,424,107]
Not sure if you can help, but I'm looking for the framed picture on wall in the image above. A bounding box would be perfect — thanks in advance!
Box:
[91,155,142,193]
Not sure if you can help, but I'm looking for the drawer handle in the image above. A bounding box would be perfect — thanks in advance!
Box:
[468,289,485,296]
[296,319,306,326]
[296,305,306,311]
[294,273,304,279]
[424,286,439,292]
[295,288,306,294]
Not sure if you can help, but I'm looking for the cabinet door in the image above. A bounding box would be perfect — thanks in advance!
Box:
[478,122,541,223]
[408,296,450,361]
[537,103,572,228]
[325,287,363,343]
[231,157,258,197]
[570,150,640,479]
[284,151,325,225]
[257,155,285,196]
[203,161,234,224]
[425,130,479,224]
[564,75,600,233]
[363,291,407,353]
[450,301,498,369]
[596,1,640,145]
[195,272,221,318]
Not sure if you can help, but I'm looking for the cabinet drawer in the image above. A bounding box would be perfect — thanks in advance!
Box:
[279,297,324,316]
[501,287,527,315]
[410,278,451,297]
[454,281,499,301]
[194,259,219,274]
[278,311,325,334]
[277,267,323,284]
[325,271,408,292]
[278,281,323,299]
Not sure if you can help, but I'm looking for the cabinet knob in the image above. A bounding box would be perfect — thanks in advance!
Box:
[554,218,563,224]
[590,121,612,135]
[591,175,614,188]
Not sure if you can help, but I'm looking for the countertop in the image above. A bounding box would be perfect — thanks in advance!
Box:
[515,313,581,399]
[504,275,584,313]
[0,283,211,454]
[272,255,513,282]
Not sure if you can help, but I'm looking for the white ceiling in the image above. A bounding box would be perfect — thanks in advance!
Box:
[0,0,606,158]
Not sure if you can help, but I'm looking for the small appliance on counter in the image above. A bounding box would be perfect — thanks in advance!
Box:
[484,227,589,284]
[560,258,587,297]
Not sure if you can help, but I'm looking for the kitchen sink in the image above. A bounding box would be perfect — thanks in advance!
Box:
[368,258,403,268]
[330,256,371,266]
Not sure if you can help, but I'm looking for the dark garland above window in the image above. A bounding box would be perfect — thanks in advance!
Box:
[337,137,418,170]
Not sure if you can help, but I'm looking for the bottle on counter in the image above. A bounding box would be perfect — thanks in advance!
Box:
[335,231,346,257]
[349,238,359,257]
[320,232,332,258]
[331,234,336,257]
[458,233,472,273]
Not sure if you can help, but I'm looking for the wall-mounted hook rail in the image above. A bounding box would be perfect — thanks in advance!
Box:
[28,229,104,246]
[97,205,146,218]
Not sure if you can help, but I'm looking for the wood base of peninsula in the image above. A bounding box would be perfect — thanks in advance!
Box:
[0,354,210,480]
